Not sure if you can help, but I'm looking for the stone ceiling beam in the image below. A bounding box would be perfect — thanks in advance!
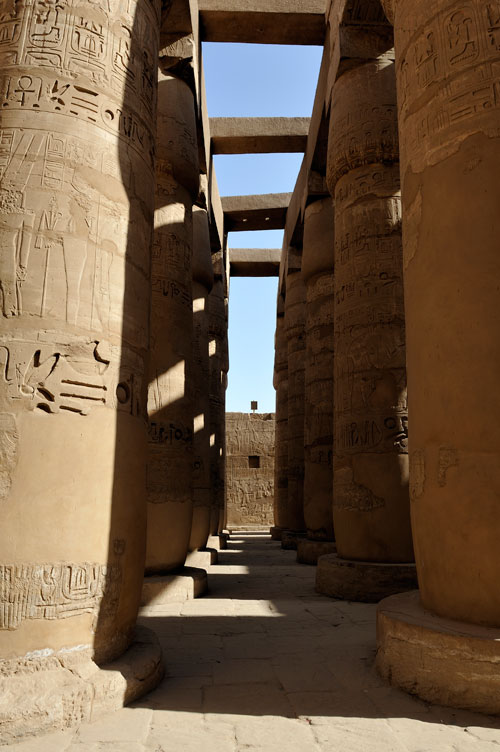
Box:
[222,193,292,232]
[210,117,310,154]
[229,248,281,277]
[198,0,327,45]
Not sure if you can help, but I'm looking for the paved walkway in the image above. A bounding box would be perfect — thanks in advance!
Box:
[8,534,500,751]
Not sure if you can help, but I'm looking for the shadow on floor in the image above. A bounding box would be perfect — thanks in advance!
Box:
[133,535,500,734]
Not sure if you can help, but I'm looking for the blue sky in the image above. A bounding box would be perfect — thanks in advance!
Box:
[202,43,323,412]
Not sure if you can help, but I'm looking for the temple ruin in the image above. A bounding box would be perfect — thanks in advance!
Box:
[2,0,500,746]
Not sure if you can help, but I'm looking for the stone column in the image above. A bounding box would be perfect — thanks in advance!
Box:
[207,255,228,543]
[376,0,500,714]
[271,312,288,541]
[146,69,199,575]
[220,294,230,533]
[316,56,416,601]
[0,0,162,738]
[188,206,214,553]
[282,268,306,548]
[297,198,337,565]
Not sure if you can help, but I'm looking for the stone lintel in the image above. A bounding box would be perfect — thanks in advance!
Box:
[210,117,310,154]
[222,193,292,232]
[198,1,327,45]
[229,248,281,277]
[377,590,500,715]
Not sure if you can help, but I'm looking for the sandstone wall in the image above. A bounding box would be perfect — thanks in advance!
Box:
[226,413,275,529]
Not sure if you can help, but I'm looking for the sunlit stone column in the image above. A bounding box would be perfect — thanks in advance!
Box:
[271,312,288,541]
[282,268,306,548]
[377,0,500,714]
[189,206,214,552]
[0,0,162,738]
[297,198,337,565]
[146,69,199,575]
[316,56,416,601]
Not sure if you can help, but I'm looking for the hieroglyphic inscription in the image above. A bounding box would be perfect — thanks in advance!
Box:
[396,0,500,168]
[329,104,399,187]
[0,339,142,415]
[226,413,275,528]
[0,561,121,630]
[0,0,159,139]
[333,166,407,456]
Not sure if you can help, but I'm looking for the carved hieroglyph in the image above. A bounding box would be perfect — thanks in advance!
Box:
[327,58,413,563]
[146,70,199,575]
[302,198,335,542]
[226,413,275,529]
[189,206,214,551]
[208,268,228,536]
[390,0,500,625]
[273,314,288,530]
[0,0,160,664]
[285,270,306,533]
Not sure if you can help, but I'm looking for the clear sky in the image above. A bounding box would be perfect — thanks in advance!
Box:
[202,43,323,413]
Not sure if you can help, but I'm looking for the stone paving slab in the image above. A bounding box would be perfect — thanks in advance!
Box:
[5,535,500,751]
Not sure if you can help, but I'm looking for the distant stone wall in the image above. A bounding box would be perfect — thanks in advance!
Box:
[226,413,275,529]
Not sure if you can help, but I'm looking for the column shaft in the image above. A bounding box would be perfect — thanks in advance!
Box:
[302,198,335,542]
[273,314,288,533]
[393,0,500,624]
[285,270,306,533]
[208,271,227,536]
[327,59,412,564]
[146,70,199,574]
[0,0,159,664]
[189,206,214,550]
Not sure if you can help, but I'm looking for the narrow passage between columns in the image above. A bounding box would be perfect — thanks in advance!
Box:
[15,535,500,752]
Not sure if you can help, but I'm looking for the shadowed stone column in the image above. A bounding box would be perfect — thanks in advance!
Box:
[377,0,500,714]
[188,206,214,555]
[207,255,228,544]
[271,312,288,541]
[297,198,337,565]
[282,268,306,548]
[146,69,198,576]
[0,0,163,739]
[316,56,416,601]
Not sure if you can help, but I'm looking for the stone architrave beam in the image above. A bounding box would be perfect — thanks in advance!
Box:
[229,249,281,277]
[210,118,310,154]
[222,193,292,231]
[198,0,327,45]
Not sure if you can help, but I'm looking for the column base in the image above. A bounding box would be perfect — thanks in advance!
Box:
[315,554,417,602]
[207,534,228,551]
[297,539,337,565]
[141,566,208,608]
[377,590,500,715]
[270,526,284,541]
[0,626,163,745]
[185,547,218,568]
[281,530,307,550]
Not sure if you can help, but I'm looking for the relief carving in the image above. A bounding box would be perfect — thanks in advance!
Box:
[397,0,500,169]
[0,412,18,501]
[0,561,121,630]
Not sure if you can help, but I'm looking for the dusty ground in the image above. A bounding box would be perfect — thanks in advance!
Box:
[7,534,500,751]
